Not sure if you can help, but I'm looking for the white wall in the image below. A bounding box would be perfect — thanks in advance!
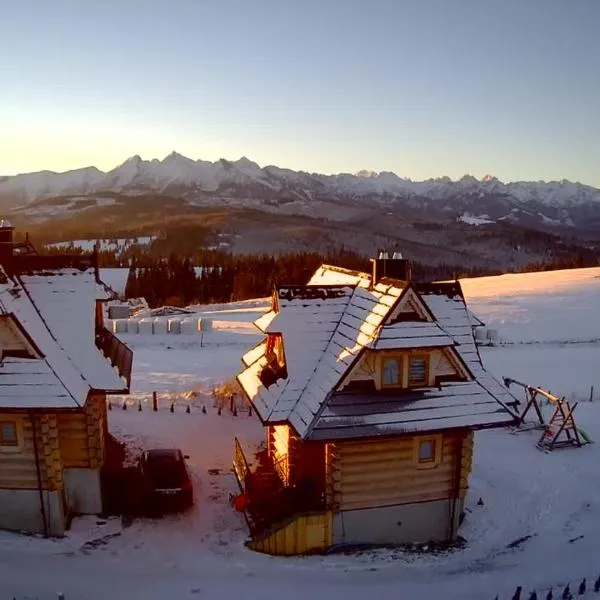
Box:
[332,498,463,546]
[63,468,102,515]
[0,489,65,537]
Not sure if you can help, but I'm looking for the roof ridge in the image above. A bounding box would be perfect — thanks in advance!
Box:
[299,284,393,437]
[278,284,360,428]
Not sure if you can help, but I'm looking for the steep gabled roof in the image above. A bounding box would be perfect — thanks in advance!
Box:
[238,285,356,425]
[20,269,126,393]
[238,281,404,435]
[238,264,518,440]
[0,266,128,410]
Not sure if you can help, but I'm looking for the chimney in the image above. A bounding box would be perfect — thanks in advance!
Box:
[371,249,411,285]
[0,219,15,268]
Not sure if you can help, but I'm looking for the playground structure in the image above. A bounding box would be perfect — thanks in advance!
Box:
[502,377,592,451]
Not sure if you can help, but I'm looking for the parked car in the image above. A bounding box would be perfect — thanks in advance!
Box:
[138,449,194,513]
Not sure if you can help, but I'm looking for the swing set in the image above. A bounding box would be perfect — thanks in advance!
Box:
[503,377,592,451]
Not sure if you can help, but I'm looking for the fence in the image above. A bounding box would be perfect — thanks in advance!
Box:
[494,572,600,599]
[107,387,253,417]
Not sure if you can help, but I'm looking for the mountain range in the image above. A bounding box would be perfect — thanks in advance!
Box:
[2,154,600,253]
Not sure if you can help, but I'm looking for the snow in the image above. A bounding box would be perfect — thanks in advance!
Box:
[461,267,600,344]
[458,213,495,226]
[22,270,127,392]
[47,236,156,253]
[2,268,600,599]
[99,267,130,296]
[3,153,600,212]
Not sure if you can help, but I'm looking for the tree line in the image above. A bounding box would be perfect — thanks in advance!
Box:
[122,250,502,308]
[40,240,598,308]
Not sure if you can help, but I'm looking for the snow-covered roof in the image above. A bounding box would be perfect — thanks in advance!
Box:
[0,267,128,410]
[310,381,514,440]
[239,264,518,440]
[20,269,127,393]
[417,285,517,408]
[372,321,455,351]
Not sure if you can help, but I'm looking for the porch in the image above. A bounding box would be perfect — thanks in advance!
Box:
[232,438,327,539]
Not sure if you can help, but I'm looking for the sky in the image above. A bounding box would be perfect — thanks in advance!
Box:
[1,0,598,185]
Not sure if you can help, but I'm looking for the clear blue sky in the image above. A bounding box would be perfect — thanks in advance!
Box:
[1,0,598,185]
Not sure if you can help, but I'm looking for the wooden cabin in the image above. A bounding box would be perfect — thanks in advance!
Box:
[0,222,132,536]
[234,254,518,555]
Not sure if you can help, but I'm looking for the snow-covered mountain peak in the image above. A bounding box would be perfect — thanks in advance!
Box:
[355,170,378,178]
[1,153,599,231]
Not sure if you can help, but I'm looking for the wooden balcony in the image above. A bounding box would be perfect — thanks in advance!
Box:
[232,439,326,537]
[95,326,133,390]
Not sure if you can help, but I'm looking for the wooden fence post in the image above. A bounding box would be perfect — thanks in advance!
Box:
[152,391,158,412]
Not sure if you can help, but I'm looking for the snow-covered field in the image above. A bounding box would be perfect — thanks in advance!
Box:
[1,267,600,600]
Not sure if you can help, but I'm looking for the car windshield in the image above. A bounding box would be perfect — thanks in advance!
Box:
[144,452,187,485]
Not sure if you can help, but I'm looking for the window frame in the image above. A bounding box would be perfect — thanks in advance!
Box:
[408,353,429,387]
[414,434,442,469]
[0,419,22,453]
[381,355,403,388]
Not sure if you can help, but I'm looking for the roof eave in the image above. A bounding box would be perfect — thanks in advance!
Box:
[306,414,518,442]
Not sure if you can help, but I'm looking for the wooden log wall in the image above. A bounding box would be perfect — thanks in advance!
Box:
[329,430,474,511]
[0,414,41,489]
[0,396,107,491]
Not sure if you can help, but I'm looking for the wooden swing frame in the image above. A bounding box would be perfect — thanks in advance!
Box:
[503,377,584,451]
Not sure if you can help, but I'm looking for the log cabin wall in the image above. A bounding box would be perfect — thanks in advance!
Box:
[331,430,472,509]
[0,412,67,536]
[327,429,474,545]
[0,413,42,489]
[56,395,106,469]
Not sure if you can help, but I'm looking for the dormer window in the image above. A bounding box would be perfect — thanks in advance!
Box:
[382,357,401,387]
[408,355,428,387]
[378,352,431,389]
[260,333,287,389]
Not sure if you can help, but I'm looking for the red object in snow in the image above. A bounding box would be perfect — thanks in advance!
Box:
[233,493,249,512]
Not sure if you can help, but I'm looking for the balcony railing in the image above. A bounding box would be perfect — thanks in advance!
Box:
[95,326,133,390]
[233,437,251,492]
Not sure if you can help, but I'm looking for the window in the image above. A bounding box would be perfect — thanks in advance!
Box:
[414,435,442,469]
[0,421,18,447]
[409,355,428,386]
[382,357,401,386]
[418,440,435,462]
